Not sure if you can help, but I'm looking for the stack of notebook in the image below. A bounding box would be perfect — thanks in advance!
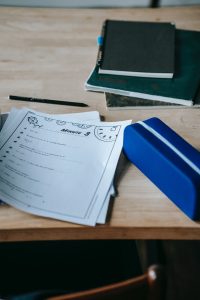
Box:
[85,20,200,109]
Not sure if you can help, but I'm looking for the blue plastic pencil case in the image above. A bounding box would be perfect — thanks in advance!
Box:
[123,117,200,220]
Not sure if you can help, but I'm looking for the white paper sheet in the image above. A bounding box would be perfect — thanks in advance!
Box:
[0,109,130,225]
[0,109,114,223]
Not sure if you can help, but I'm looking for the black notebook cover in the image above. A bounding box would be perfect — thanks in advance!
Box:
[98,20,175,78]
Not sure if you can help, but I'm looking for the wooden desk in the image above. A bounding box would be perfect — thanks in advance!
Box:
[0,5,200,241]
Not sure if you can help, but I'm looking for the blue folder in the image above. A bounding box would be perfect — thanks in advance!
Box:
[123,117,200,220]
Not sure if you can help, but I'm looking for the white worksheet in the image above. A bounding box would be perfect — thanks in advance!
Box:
[0,109,130,225]
[0,109,114,223]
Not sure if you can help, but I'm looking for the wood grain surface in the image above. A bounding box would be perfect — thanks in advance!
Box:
[0,5,200,241]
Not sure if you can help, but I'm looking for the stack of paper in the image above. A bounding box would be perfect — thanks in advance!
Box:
[0,108,131,226]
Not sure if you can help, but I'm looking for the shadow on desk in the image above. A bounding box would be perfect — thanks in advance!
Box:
[0,240,141,299]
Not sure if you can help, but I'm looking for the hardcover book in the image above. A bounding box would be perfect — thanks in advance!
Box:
[105,89,200,110]
[86,29,200,106]
[105,93,181,110]
[98,20,175,78]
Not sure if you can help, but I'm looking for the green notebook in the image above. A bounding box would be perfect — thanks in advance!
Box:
[85,29,200,106]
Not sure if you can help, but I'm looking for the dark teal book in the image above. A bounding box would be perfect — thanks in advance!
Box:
[85,29,200,106]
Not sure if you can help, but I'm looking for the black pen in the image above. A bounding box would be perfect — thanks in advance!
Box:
[9,95,89,107]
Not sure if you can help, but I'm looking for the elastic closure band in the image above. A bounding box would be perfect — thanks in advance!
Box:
[137,121,200,176]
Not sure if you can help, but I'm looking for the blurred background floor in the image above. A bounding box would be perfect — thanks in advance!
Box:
[1,240,200,300]
[139,240,200,300]
[0,0,200,8]
[0,240,142,299]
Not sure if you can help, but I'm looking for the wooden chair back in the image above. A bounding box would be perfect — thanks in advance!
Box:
[48,265,165,300]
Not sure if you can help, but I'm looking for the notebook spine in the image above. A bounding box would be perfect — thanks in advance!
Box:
[96,20,107,66]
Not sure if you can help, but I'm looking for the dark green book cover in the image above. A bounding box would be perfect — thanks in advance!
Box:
[86,29,200,106]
